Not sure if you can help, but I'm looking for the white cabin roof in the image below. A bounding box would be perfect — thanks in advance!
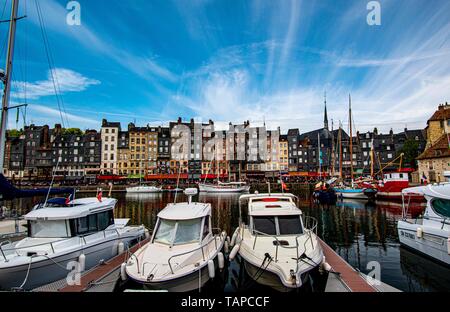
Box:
[239,193,302,216]
[24,197,117,221]
[402,184,450,200]
[158,202,211,220]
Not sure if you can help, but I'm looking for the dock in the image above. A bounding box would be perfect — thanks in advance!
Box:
[320,239,401,292]
[34,238,150,293]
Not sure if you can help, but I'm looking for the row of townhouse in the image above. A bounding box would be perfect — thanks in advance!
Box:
[2,109,427,182]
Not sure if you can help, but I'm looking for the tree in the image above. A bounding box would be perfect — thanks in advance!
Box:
[398,139,420,169]
[7,129,23,137]
[62,128,84,136]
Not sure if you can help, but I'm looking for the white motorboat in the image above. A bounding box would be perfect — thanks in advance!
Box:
[126,185,162,194]
[231,193,325,292]
[199,181,250,193]
[0,196,147,291]
[398,184,450,266]
[125,188,227,292]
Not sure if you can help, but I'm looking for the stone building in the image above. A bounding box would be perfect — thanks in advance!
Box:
[417,103,450,183]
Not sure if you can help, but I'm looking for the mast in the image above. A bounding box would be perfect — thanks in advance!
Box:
[0,0,19,171]
[339,122,343,179]
[349,94,354,182]
[370,138,374,178]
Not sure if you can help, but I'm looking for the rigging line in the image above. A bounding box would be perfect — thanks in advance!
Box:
[34,0,67,128]
[34,0,68,127]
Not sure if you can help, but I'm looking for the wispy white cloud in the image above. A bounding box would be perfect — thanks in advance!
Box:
[12,68,100,100]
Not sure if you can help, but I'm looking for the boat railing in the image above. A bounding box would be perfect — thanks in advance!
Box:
[0,228,122,262]
[251,216,318,263]
[166,230,225,275]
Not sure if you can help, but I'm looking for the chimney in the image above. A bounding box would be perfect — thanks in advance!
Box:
[177,117,182,124]
[102,119,107,127]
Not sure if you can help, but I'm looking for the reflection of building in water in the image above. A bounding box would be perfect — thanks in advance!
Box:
[400,247,450,292]
[199,193,239,236]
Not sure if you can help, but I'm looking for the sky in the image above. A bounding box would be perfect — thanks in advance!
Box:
[1,0,449,135]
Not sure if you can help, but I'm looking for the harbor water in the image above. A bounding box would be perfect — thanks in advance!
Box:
[2,190,450,292]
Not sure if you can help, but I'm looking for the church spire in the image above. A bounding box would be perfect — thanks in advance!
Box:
[324,91,329,130]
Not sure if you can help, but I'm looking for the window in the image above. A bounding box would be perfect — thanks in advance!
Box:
[253,216,277,235]
[431,199,450,218]
[174,219,202,245]
[278,216,303,235]
[154,219,176,244]
[30,220,70,238]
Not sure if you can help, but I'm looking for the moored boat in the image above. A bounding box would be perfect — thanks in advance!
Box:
[0,196,147,291]
[126,185,162,194]
[397,184,450,266]
[124,188,227,292]
[231,193,325,292]
[199,181,250,193]
[376,170,424,201]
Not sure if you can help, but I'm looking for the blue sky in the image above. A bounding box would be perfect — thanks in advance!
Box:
[1,0,450,134]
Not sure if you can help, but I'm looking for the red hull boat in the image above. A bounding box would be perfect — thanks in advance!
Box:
[376,170,425,202]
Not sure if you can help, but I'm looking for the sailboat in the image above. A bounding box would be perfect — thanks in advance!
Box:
[199,149,249,193]
[126,161,162,193]
[333,95,377,201]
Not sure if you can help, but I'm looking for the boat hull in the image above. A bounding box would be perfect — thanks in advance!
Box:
[199,184,250,193]
[0,232,145,291]
[126,187,162,193]
[335,189,369,200]
[242,258,321,292]
[397,221,450,266]
[376,191,424,202]
[129,258,220,292]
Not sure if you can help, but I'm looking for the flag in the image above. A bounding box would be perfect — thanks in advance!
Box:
[422,173,428,185]
[97,189,103,202]
[281,180,289,191]
[65,193,72,205]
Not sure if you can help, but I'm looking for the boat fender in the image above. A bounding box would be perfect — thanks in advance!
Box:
[230,232,238,247]
[118,241,125,254]
[229,244,240,261]
[224,240,229,253]
[120,263,127,281]
[226,236,231,246]
[79,254,86,272]
[145,229,150,239]
[417,227,423,239]
[447,236,450,255]
[218,252,225,271]
[207,260,215,279]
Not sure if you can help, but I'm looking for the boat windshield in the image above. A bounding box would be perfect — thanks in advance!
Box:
[253,216,303,236]
[154,218,202,245]
[431,198,450,218]
[29,220,71,238]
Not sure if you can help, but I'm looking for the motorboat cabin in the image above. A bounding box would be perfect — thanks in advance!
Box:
[398,184,450,266]
[0,197,147,290]
[231,193,325,292]
[125,188,226,292]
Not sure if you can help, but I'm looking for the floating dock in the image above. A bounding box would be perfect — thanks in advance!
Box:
[319,239,401,292]
[34,238,150,293]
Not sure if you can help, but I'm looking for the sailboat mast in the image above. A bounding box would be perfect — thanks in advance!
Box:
[318,133,321,179]
[349,95,354,182]
[339,122,343,179]
[0,0,19,170]
[370,138,374,178]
